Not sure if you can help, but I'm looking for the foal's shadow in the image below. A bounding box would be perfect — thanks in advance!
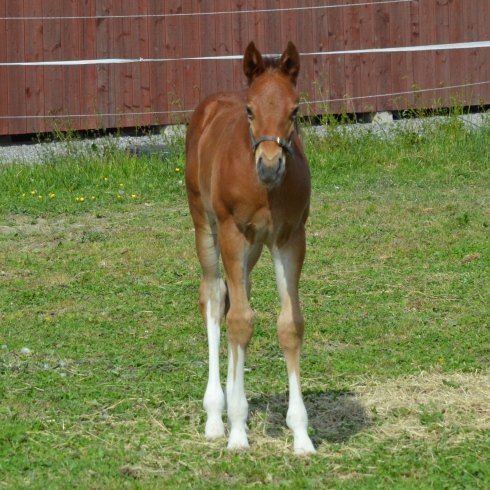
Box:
[248,389,371,446]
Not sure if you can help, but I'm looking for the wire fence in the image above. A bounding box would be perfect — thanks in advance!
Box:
[0,0,414,21]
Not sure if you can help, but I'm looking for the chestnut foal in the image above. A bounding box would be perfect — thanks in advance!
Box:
[185,41,315,453]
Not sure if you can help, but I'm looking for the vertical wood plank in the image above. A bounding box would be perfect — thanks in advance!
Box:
[311,1,329,116]
[296,0,313,111]
[96,0,115,130]
[434,0,451,107]
[328,0,345,115]
[165,0,184,123]
[405,0,419,108]
[232,0,248,92]
[280,0,297,46]
[199,0,217,99]
[131,0,151,127]
[43,0,62,133]
[113,2,134,128]
[0,0,8,135]
[6,0,26,134]
[463,0,479,106]
[61,0,80,131]
[284,0,312,115]
[373,0,392,113]
[402,0,414,109]
[389,0,408,111]
[262,0,281,56]
[247,0,263,51]
[343,0,362,114]
[448,0,464,106]
[280,0,300,100]
[79,0,97,131]
[148,1,168,126]
[24,0,45,134]
[358,1,376,113]
[414,0,436,108]
[410,0,425,109]
[182,0,201,111]
[214,0,233,93]
[476,1,490,108]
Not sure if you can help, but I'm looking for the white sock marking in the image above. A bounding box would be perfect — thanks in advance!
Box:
[227,344,249,450]
[287,371,316,454]
[203,300,225,438]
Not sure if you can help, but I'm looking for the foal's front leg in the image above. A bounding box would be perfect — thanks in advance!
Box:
[272,229,316,454]
[219,223,256,450]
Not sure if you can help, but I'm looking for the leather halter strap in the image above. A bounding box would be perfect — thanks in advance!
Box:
[249,127,295,157]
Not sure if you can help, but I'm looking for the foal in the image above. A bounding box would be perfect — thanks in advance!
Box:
[185,41,315,453]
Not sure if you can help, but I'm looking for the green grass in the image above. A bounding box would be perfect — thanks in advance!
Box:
[1,115,490,488]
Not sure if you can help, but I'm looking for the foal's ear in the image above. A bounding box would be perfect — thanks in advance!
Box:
[280,42,300,86]
[243,41,266,86]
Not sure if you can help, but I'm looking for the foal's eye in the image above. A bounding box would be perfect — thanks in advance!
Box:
[246,106,254,119]
[291,107,299,119]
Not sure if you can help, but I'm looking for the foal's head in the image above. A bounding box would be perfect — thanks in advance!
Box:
[243,42,301,186]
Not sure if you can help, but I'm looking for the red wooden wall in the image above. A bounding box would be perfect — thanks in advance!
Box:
[1,0,490,136]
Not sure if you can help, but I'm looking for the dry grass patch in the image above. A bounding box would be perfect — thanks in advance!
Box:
[196,371,490,456]
[351,371,490,446]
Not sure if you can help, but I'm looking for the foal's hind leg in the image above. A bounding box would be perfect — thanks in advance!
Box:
[272,228,316,454]
[194,220,228,439]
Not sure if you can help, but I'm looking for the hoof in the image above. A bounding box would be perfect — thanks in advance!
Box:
[293,437,316,455]
[227,429,249,451]
[205,419,225,439]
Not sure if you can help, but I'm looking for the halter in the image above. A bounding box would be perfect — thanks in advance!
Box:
[249,127,295,157]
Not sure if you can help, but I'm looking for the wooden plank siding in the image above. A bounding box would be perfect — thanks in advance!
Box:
[24,0,45,134]
[0,0,8,135]
[6,0,27,135]
[1,0,490,136]
[79,0,98,131]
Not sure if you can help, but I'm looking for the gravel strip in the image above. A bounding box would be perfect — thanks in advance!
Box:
[0,113,487,166]
[0,125,186,166]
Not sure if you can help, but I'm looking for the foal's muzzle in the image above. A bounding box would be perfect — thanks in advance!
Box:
[256,152,285,185]
[250,128,294,185]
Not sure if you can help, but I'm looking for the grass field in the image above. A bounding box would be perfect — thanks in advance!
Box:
[1,114,489,488]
